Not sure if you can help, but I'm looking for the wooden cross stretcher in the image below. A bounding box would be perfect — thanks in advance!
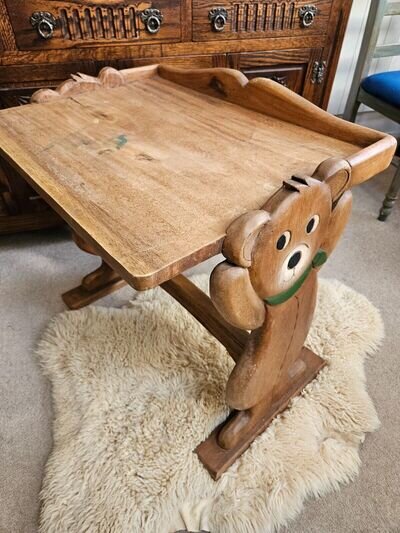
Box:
[0,65,395,479]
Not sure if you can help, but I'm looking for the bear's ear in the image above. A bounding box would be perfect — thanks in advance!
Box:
[313,157,351,204]
[222,210,270,267]
[210,262,266,330]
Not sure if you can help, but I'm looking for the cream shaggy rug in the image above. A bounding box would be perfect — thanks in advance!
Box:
[37,275,383,533]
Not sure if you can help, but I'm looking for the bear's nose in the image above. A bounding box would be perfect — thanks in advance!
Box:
[288,251,302,269]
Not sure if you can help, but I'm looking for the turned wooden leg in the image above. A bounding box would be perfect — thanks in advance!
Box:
[378,163,400,221]
[62,231,127,309]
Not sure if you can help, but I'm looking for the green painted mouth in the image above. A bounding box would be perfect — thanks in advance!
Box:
[264,249,327,306]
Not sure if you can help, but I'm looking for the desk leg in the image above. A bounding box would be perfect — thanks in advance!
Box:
[62,231,127,309]
[161,274,325,480]
[195,176,351,479]
[196,271,326,480]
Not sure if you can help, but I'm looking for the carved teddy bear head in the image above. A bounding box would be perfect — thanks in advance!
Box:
[210,165,352,331]
[245,176,332,299]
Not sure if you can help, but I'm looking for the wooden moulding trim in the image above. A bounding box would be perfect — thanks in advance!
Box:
[0,35,326,66]
[157,65,397,182]
[320,1,352,110]
[0,0,17,52]
[0,210,62,234]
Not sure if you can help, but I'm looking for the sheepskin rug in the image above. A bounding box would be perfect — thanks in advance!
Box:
[37,276,383,533]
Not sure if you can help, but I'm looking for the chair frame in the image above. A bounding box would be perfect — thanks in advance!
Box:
[343,0,400,220]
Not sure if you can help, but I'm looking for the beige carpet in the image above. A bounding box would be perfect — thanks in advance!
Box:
[36,275,382,533]
[0,169,399,532]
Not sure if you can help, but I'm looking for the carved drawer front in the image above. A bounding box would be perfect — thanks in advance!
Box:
[242,64,306,92]
[5,0,182,50]
[193,0,332,41]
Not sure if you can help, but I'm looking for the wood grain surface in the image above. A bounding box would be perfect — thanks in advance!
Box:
[0,66,395,289]
[0,0,354,235]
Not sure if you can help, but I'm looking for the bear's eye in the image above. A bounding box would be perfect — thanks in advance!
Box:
[306,215,319,234]
[276,231,291,250]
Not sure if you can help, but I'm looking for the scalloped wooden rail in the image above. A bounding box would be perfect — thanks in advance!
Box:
[157,65,396,186]
[31,67,126,104]
[30,64,396,188]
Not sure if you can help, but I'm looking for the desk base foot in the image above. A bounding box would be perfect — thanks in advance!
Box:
[62,260,127,309]
[195,347,326,480]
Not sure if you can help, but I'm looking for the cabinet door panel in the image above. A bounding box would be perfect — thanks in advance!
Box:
[230,47,325,103]
[242,64,306,92]
[117,54,227,68]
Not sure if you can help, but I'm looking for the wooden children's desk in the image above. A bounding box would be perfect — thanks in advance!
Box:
[0,65,395,479]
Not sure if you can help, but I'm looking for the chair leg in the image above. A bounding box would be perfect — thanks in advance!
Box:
[378,163,400,221]
[344,99,361,123]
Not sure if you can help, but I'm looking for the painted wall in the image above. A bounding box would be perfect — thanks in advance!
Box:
[328,0,400,135]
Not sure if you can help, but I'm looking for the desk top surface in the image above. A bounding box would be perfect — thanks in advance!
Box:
[0,66,393,289]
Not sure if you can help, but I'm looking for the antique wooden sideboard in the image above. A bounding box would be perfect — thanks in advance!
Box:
[0,0,352,233]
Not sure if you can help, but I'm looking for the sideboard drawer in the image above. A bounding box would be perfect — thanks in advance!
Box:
[242,63,306,93]
[193,0,332,41]
[5,0,182,50]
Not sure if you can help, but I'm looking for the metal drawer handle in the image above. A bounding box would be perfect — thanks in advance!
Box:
[141,8,163,34]
[271,75,288,88]
[209,8,228,32]
[299,5,318,27]
[30,11,57,39]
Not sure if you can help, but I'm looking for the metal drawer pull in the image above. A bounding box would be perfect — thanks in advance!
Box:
[141,8,163,34]
[30,11,57,39]
[209,8,228,32]
[299,5,318,27]
[271,75,288,87]
[311,61,326,84]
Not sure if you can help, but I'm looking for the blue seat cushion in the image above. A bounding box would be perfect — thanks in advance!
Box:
[361,71,400,108]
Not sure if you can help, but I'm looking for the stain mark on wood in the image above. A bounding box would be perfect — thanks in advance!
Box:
[115,134,127,149]
[98,148,113,155]
[136,153,154,161]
